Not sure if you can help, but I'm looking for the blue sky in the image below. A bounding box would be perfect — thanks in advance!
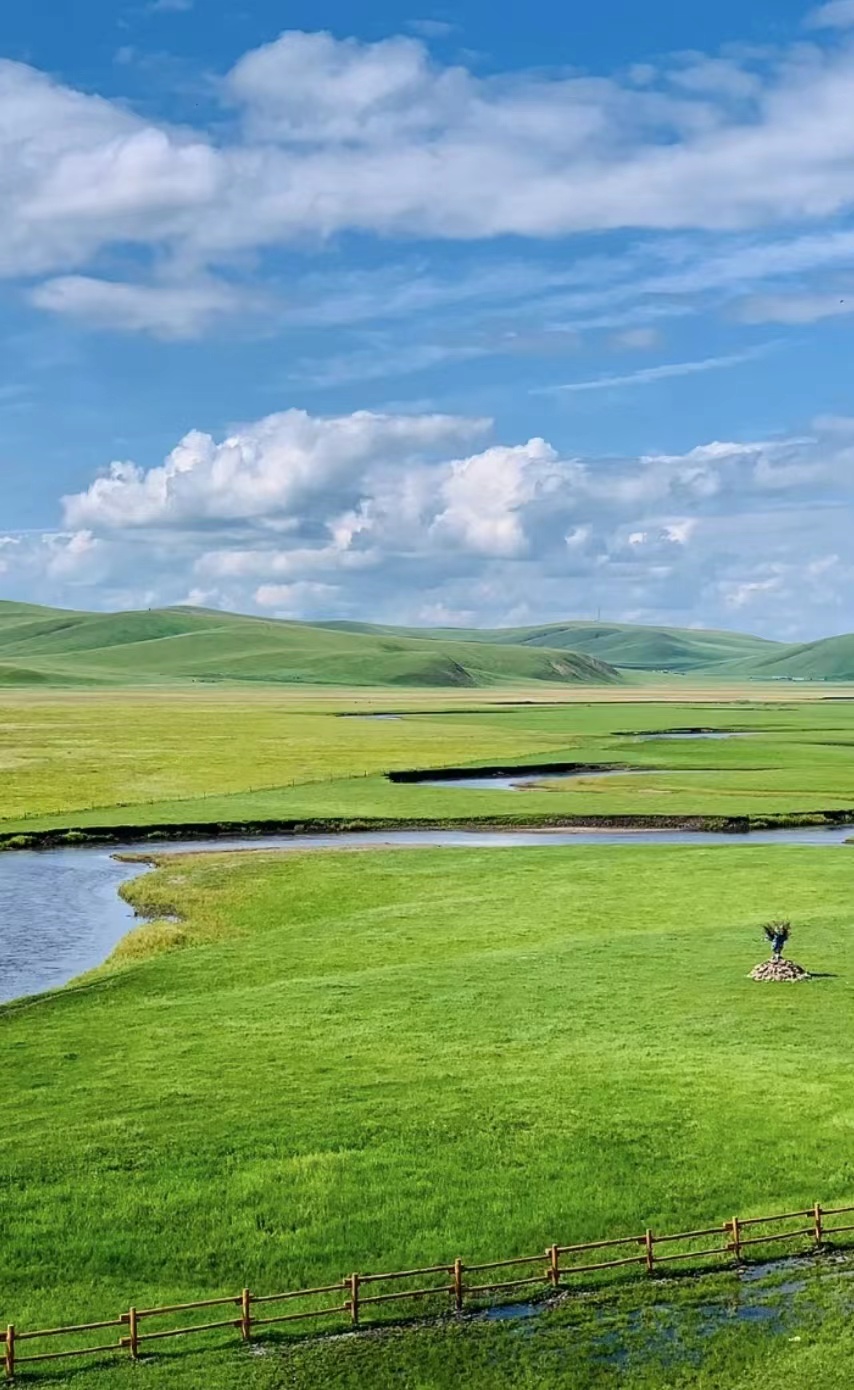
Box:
[3,0,854,636]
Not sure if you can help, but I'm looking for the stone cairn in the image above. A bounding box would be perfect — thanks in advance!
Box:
[749,958,810,982]
[749,920,811,982]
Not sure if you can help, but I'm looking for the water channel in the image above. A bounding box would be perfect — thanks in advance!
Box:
[417,768,684,791]
[1,822,852,1005]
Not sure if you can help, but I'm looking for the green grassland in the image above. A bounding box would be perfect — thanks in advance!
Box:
[0,689,602,824]
[4,654,854,1385]
[4,690,854,836]
[2,842,853,1387]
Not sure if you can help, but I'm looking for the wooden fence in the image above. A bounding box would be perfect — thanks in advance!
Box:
[4,1199,853,1379]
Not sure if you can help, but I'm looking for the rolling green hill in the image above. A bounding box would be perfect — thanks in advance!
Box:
[319,618,782,672]
[4,600,853,686]
[0,602,621,688]
[732,633,854,682]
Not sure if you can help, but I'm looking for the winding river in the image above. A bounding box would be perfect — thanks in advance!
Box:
[1,822,852,1005]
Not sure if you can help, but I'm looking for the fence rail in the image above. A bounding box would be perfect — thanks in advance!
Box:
[4,1198,853,1379]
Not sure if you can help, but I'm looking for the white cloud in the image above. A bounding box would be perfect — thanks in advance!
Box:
[191,33,854,244]
[42,530,107,583]
[735,290,854,323]
[609,327,662,351]
[0,405,841,639]
[289,338,487,388]
[720,572,786,609]
[813,413,854,432]
[254,581,338,611]
[6,23,854,328]
[415,600,475,624]
[195,543,379,584]
[223,31,447,145]
[433,439,562,556]
[663,519,697,545]
[64,409,487,530]
[29,275,251,338]
[806,0,854,29]
[0,60,218,278]
[406,19,457,39]
[50,407,572,587]
[541,347,768,394]
[0,536,21,575]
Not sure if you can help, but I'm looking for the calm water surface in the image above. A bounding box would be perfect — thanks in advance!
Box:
[1,824,851,1005]
[418,769,684,791]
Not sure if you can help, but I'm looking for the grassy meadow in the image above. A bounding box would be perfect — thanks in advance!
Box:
[3,675,854,1386]
[2,841,854,1386]
[4,687,854,834]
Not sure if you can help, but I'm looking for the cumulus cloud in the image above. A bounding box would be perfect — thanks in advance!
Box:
[0,405,845,640]
[433,439,563,556]
[64,409,487,530]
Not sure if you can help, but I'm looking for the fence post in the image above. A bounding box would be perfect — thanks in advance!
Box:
[729,1216,742,1262]
[241,1288,252,1341]
[348,1273,360,1327]
[644,1230,655,1275]
[547,1245,561,1290]
[453,1258,464,1312]
[814,1203,824,1247]
[4,1325,14,1381]
[128,1307,139,1360]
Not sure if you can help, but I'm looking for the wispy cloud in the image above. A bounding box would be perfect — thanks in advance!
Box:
[406,19,457,38]
[539,347,770,394]
[735,292,854,324]
[30,276,253,339]
[608,327,662,352]
[805,0,854,29]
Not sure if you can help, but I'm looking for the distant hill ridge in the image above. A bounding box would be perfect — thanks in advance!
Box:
[0,602,620,688]
[0,601,851,686]
[319,618,781,672]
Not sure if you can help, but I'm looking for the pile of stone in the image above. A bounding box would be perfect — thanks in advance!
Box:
[749,958,811,982]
